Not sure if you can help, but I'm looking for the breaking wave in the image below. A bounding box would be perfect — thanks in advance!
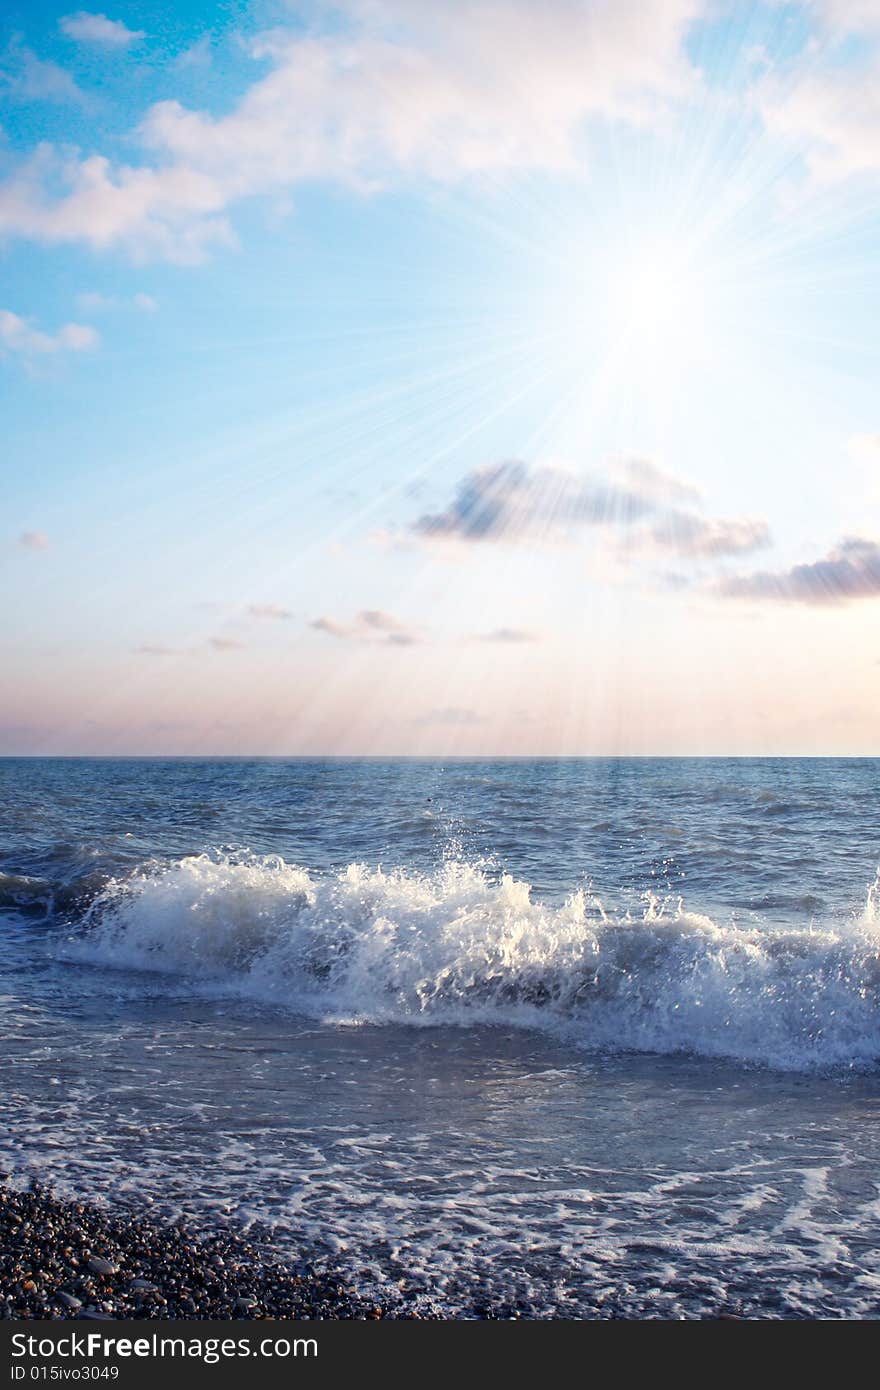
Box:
[67,852,880,1072]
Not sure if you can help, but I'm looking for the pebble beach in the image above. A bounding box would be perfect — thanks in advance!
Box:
[0,1180,410,1321]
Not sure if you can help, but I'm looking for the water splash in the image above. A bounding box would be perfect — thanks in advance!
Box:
[68,852,880,1072]
[863,869,880,926]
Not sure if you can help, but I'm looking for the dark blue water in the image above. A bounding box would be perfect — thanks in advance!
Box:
[3,754,878,911]
[2,757,880,1316]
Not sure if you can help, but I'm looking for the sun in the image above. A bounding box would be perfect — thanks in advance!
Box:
[608,239,710,362]
[536,217,746,441]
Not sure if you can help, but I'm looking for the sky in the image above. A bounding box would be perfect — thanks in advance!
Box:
[1,0,879,755]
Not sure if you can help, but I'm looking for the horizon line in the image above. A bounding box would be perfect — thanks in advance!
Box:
[2,753,879,762]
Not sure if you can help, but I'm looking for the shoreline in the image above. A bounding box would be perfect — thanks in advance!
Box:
[0,1180,425,1321]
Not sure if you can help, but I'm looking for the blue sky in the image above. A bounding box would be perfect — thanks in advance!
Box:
[2,0,879,754]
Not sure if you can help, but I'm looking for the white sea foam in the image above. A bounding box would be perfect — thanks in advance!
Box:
[69,853,880,1072]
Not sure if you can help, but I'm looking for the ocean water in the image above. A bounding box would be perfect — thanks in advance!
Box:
[2,756,880,1317]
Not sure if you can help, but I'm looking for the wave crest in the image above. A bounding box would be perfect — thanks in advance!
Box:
[70,853,880,1071]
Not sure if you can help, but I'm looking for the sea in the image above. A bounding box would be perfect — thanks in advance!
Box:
[2,755,880,1318]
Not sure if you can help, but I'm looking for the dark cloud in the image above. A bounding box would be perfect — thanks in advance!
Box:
[719,537,880,604]
[413,461,652,542]
[209,637,246,650]
[134,644,175,655]
[413,459,767,564]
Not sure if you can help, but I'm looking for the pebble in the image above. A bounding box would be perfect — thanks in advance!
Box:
[0,1178,423,1321]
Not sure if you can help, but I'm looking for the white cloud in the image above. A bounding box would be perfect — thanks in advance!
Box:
[0,148,234,264]
[145,1,699,183]
[0,42,86,105]
[173,36,213,72]
[806,1,880,33]
[758,64,880,183]
[60,12,145,47]
[76,291,112,311]
[1,1,700,260]
[756,3,880,182]
[0,309,99,357]
[76,290,158,312]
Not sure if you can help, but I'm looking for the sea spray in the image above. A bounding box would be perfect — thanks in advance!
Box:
[65,851,880,1072]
